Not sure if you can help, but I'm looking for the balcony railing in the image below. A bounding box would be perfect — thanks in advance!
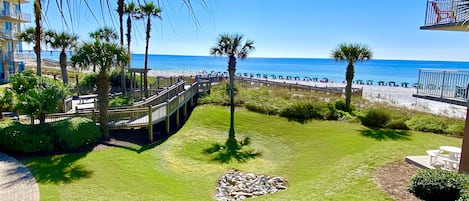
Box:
[0,9,31,22]
[422,0,469,26]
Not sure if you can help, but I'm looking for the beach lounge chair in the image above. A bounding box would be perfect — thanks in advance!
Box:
[431,1,455,23]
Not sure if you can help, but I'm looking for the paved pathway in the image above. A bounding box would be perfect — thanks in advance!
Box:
[0,153,39,201]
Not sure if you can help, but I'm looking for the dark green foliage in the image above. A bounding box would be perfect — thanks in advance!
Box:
[445,124,465,136]
[51,117,101,150]
[245,103,280,115]
[406,115,447,134]
[386,119,409,130]
[109,70,131,87]
[79,73,98,88]
[10,72,69,124]
[279,102,343,123]
[360,108,391,128]
[335,99,353,112]
[109,96,133,107]
[279,102,314,123]
[0,120,54,152]
[408,169,469,201]
[0,117,100,153]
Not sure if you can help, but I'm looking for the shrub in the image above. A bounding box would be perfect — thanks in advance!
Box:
[445,123,465,136]
[51,117,101,150]
[406,115,447,134]
[408,168,469,201]
[245,102,280,115]
[360,108,391,128]
[79,73,98,88]
[109,96,133,107]
[386,119,409,130]
[280,102,314,123]
[0,117,100,153]
[335,100,353,112]
[0,121,54,153]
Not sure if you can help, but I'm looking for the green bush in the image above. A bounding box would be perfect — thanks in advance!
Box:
[51,117,101,150]
[79,73,98,88]
[280,102,314,123]
[408,168,468,201]
[406,115,447,134]
[0,117,100,153]
[445,123,465,136]
[335,100,353,112]
[386,119,409,130]
[109,96,133,107]
[360,108,391,128]
[245,102,280,115]
[0,121,54,153]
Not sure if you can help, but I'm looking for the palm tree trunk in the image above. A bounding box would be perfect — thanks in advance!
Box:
[143,17,151,98]
[118,0,126,95]
[97,71,110,139]
[126,16,131,57]
[345,62,354,111]
[34,0,42,76]
[59,50,68,84]
[228,55,237,139]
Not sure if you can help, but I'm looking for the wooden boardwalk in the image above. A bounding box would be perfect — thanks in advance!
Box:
[37,81,199,141]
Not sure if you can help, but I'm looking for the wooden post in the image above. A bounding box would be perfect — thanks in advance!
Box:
[148,106,153,142]
[166,103,170,134]
[176,108,180,127]
[91,109,96,122]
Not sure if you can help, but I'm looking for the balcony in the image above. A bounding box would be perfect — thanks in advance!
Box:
[0,10,31,22]
[420,0,469,31]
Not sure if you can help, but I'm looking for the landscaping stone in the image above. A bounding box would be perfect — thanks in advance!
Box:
[214,170,288,201]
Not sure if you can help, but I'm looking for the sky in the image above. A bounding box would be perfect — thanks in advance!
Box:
[19,0,469,61]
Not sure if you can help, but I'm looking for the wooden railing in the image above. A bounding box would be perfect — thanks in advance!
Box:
[36,81,198,131]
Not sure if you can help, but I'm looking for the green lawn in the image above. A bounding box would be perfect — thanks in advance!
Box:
[23,105,461,201]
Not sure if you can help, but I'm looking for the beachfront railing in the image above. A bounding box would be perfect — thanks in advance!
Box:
[415,69,469,105]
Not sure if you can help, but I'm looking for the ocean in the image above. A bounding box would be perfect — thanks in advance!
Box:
[40,51,469,84]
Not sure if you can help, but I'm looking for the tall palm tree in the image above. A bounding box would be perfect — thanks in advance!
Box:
[19,27,38,53]
[137,1,162,98]
[34,0,42,76]
[331,43,372,111]
[71,40,129,139]
[210,33,255,140]
[117,0,126,94]
[89,27,118,43]
[124,1,138,57]
[44,30,78,84]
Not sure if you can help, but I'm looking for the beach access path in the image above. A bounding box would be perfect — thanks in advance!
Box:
[0,153,39,201]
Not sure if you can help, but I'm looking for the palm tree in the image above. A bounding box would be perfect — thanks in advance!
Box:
[44,30,78,84]
[137,1,162,98]
[34,0,42,76]
[331,43,372,111]
[19,27,38,55]
[117,0,126,94]
[72,40,129,138]
[89,27,118,43]
[124,1,138,56]
[210,33,255,140]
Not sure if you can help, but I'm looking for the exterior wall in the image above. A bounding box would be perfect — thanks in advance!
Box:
[0,0,30,83]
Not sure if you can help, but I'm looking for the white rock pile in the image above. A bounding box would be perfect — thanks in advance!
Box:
[214,170,288,201]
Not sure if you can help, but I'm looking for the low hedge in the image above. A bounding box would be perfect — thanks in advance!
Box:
[279,102,344,123]
[406,115,464,136]
[409,168,469,201]
[360,108,391,128]
[51,117,101,150]
[0,117,101,153]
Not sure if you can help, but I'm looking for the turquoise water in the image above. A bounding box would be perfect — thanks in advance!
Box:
[40,51,469,84]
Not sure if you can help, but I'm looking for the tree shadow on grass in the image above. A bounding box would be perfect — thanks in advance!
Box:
[360,128,412,141]
[203,137,261,163]
[24,152,92,184]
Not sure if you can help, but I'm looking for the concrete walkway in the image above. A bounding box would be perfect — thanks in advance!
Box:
[0,153,39,201]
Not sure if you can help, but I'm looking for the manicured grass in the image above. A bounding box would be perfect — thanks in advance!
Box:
[23,105,461,200]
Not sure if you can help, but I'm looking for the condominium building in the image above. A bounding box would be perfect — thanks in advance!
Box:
[0,0,30,83]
